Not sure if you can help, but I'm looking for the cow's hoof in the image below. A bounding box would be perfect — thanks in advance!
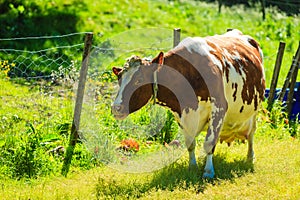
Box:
[203,170,215,179]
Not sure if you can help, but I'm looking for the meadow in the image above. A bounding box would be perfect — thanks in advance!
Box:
[0,0,300,199]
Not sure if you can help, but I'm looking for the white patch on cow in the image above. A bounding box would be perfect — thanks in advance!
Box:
[223,53,247,83]
[203,99,225,154]
[231,51,241,61]
[114,66,140,105]
[208,52,223,71]
[211,102,225,130]
[179,99,211,144]
[179,37,211,56]
[205,129,214,150]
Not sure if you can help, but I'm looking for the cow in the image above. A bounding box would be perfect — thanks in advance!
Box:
[111,29,265,178]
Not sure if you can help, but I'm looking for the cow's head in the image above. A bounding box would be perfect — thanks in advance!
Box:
[111,52,164,120]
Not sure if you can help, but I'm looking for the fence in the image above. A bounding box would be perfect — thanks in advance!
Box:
[1,28,299,176]
[0,28,177,176]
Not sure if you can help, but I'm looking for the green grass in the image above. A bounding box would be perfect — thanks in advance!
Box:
[1,135,299,199]
[0,0,300,199]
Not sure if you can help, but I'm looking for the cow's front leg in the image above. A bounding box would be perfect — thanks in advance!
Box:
[185,136,197,169]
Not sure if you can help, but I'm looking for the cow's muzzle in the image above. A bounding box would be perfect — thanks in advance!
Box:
[111,103,128,120]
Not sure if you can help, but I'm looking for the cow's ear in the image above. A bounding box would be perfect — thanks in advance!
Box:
[112,67,122,76]
[151,52,164,65]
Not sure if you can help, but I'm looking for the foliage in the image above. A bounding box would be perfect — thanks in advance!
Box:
[0,123,57,179]
[154,110,178,144]
[0,77,94,180]
[0,0,81,39]
[260,101,300,138]
[0,0,84,79]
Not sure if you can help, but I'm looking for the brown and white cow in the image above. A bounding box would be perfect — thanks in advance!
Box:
[111,29,265,178]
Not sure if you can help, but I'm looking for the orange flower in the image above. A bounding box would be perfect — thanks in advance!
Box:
[120,138,139,152]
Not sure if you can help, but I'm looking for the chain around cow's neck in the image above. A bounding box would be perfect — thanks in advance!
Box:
[152,70,158,105]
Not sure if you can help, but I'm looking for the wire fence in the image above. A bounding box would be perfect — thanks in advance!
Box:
[0,32,88,81]
[0,29,298,174]
[0,29,289,124]
[0,29,179,173]
[0,29,174,111]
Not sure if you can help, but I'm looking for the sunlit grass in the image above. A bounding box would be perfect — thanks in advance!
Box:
[1,135,299,199]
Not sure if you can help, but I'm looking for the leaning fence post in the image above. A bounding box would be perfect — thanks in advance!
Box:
[267,42,285,111]
[62,32,93,176]
[278,42,300,102]
[287,43,300,117]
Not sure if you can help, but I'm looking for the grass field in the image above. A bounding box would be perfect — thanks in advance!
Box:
[2,135,300,199]
[0,0,300,199]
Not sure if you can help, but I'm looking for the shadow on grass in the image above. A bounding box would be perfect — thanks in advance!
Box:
[95,153,254,198]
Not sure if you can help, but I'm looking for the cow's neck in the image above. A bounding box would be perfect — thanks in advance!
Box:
[154,51,204,117]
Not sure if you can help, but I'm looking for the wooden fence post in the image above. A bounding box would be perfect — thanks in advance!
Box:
[267,42,285,111]
[173,28,181,48]
[261,0,266,20]
[278,42,300,102]
[162,28,181,142]
[217,0,222,14]
[62,32,93,176]
[287,43,300,117]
